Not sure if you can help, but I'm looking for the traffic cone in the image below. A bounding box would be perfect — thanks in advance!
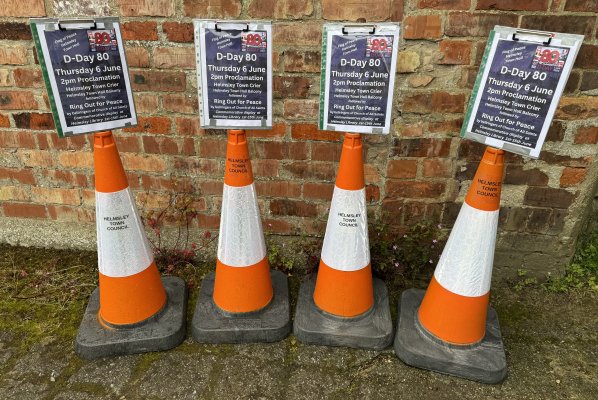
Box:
[192,130,290,343]
[75,131,187,359]
[294,133,393,350]
[394,146,507,384]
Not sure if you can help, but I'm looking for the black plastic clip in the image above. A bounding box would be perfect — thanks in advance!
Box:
[215,22,249,32]
[342,25,376,35]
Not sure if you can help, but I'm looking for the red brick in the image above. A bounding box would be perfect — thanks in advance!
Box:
[524,187,576,209]
[574,126,598,144]
[476,0,548,10]
[400,124,424,137]
[49,135,87,151]
[0,167,35,185]
[539,151,590,168]
[13,68,43,88]
[41,170,88,187]
[446,12,519,37]
[560,167,587,187]
[32,187,80,206]
[403,92,465,113]
[283,99,319,120]
[546,121,565,142]
[303,182,334,200]
[58,152,94,169]
[504,166,548,186]
[197,214,221,229]
[246,123,286,138]
[254,141,308,160]
[255,181,302,198]
[47,205,94,223]
[576,45,598,69]
[322,0,393,21]
[418,0,469,9]
[291,123,342,141]
[199,138,228,158]
[0,46,28,65]
[565,0,598,11]
[162,94,198,114]
[423,159,452,177]
[403,15,442,39]
[122,153,167,172]
[121,22,158,41]
[311,142,341,162]
[153,47,196,69]
[13,112,54,130]
[284,50,320,73]
[253,159,280,177]
[0,91,37,110]
[3,203,47,218]
[134,93,160,114]
[386,180,445,198]
[391,138,452,157]
[143,136,195,155]
[0,131,36,148]
[0,186,30,202]
[172,158,219,175]
[556,97,598,120]
[273,22,321,46]
[387,159,417,179]
[16,149,54,167]
[0,114,9,128]
[163,22,194,43]
[580,71,598,92]
[428,118,463,134]
[273,76,312,98]
[176,117,204,136]
[270,199,318,217]
[114,136,141,153]
[183,0,242,17]
[263,218,294,234]
[130,70,186,92]
[0,23,32,40]
[125,46,150,68]
[366,184,381,202]
[125,116,172,134]
[248,0,314,18]
[438,40,471,65]
[117,0,175,16]
[0,0,45,17]
[284,161,336,181]
[521,15,595,37]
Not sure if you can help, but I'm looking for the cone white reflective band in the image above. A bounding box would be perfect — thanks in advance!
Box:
[217,183,267,267]
[96,188,153,277]
[321,186,370,272]
[434,202,499,297]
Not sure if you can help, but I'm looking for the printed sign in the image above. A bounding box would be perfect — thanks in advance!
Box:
[320,23,400,135]
[462,26,583,158]
[30,18,137,138]
[194,20,272,129]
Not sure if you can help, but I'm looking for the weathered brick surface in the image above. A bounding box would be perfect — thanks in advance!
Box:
[0,0,595,274]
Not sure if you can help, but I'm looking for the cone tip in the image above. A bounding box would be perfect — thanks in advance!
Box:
[482,146,505,165]
[94,131,115,148]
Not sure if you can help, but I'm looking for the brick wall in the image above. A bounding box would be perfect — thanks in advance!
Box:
[0,0,597,273]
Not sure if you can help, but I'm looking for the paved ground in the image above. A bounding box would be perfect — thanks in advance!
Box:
[0,245,596,399]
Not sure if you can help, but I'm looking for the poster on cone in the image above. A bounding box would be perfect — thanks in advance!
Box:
[462,26,583,158]
[319,23,400,135]
[194,20,272,129]
[30,17,137,138]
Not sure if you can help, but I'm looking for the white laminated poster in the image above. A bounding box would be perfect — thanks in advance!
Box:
[319,23,400,135]
[462,26,583,158]
[30,18,137,138]
[194,20,272,129]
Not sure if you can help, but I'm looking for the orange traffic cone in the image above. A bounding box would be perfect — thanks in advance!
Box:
[192,130,290,343]
[394,146,507,383]
[75,131,187,359]
[294,133,392,350]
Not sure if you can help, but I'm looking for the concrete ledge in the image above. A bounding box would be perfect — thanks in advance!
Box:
[75,276,187,359]
[191,270,291,344]
[293,275,393,351]
[394,288,507,384]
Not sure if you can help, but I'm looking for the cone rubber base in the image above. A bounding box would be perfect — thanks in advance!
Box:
[394,289,507,384]
[293,274,393,350]
[75,277,187,360]
[191,270,291,343]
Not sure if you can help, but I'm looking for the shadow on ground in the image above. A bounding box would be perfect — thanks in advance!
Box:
[0,245,596,399]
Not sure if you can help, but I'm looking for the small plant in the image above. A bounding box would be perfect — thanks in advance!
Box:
[544,230,598,293]
[513,269,538,292]
[369,218,446,286]
[142,187,216,275]
[267,237,321,277]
